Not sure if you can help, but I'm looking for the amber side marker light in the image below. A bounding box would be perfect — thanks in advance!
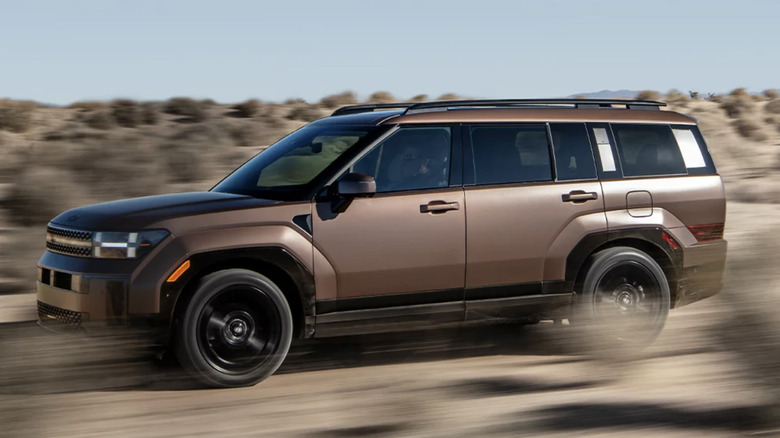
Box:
[167,260,191,283]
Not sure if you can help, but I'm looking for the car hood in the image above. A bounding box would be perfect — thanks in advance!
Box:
[50,192,279,230]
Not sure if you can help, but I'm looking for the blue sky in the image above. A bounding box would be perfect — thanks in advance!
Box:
[1,0,777,104]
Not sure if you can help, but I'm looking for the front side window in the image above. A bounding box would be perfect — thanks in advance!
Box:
[349,127,451,193]
[612,124,687,177]
[470,125,552,185]
[212,124,385,200]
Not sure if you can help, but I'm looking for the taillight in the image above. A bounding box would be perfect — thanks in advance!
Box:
[687,223,725,242]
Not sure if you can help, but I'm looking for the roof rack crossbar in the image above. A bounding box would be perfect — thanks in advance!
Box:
[331,99,667,117]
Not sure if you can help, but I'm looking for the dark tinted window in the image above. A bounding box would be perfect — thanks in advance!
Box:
[350,127,451,193]
[470,125,552,185]
[550,123,597,180]
[612,124,687,177]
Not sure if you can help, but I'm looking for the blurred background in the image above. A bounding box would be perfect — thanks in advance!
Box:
[1,0,780,436]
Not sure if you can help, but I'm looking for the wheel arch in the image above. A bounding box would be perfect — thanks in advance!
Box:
[161,247,315,346]
[566,228,683,307]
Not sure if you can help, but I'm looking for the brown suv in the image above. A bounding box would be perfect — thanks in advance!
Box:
[37,99,727,387]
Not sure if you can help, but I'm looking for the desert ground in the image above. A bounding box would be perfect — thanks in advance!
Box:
[0,91,779,437]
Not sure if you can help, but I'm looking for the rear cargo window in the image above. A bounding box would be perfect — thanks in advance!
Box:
[550,123,597,180]
[470,125,552,185]
[611,124,687,177]
[672,128,707,168]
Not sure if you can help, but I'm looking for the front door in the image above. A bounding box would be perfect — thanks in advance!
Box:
[312,126,465,311]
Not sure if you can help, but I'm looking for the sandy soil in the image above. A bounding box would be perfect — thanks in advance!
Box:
[0,202,778,437]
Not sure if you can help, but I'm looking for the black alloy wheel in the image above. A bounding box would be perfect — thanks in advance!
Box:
[176,269,293,387]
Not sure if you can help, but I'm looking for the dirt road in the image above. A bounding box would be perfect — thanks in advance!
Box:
[0,202,778,437]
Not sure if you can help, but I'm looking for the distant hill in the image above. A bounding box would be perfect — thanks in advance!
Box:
[568,89,640,99]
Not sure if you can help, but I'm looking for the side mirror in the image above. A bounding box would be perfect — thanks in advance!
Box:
[336,172,376,198]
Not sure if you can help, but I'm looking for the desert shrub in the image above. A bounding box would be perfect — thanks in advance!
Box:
[636,90,661,101]
[765,99,780,114]
[65,135,163,199]
[41,123,109,141]
[140,102,159,124]
[730,87,749,98]
[231,99,261,118]
[720,96,755,118]
[82,111,116,129]
[436,93,461,101]
[287,106,322,122]
[3,166,84,226]
[665,89,689,106]
[199,98,216,106]
[220,121,263,147]
[688,91,700,100]
[169,123,228,146]
[707,93,721,102]
[410,94,428,102]
[284,98,307,105]
[0,100,35,133]
[732,118,767,141]
[163,97,208,122]
[319,91,357,109]
[764,89,780,100]
[110,99,140,128]
[68,101,106,112]
[367,91,395,103]
[158,142,204,183]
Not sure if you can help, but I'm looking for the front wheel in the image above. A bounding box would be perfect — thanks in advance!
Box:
[175,269,293,387]
[574,246,670,352]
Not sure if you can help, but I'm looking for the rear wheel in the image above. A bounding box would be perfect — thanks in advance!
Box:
[574,246,670,352]
[175,269,293,387]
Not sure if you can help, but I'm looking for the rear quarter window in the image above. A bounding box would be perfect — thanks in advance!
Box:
[611,124,687,177]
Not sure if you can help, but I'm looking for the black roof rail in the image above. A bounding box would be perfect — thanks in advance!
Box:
[331,98,666,117]
[405,99,666,114]
[331,103,418,116]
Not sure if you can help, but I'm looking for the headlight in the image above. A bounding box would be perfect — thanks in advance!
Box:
[92,230,169,259]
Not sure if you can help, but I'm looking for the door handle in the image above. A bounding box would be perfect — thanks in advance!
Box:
[562,190,599,203]
[420,201,460,213]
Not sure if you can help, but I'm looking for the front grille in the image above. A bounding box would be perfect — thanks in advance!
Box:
[37,301,83,328]
[46,226,92,241]
[46,225,92,258]
[46,241,92,257]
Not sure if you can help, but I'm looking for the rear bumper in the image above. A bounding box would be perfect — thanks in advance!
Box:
[675,239,727,307]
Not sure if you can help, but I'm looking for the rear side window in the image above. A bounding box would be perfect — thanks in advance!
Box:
[611,124,687,177]
[550,123,597,180]
[470,125,552,185]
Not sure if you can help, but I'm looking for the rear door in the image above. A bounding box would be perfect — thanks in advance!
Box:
[463,123,606,305]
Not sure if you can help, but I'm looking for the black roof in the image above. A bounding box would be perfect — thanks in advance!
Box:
[310,109,403,126]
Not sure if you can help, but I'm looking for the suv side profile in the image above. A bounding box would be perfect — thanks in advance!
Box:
[37,99,727,387]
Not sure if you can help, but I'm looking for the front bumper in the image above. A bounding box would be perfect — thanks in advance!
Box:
[35,234,187,331]
[36,270,129,330]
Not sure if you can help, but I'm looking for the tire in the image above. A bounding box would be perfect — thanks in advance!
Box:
[175,269,293,387]
[573,246,670,353]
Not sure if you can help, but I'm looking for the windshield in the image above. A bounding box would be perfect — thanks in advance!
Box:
[212,124,385,200]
